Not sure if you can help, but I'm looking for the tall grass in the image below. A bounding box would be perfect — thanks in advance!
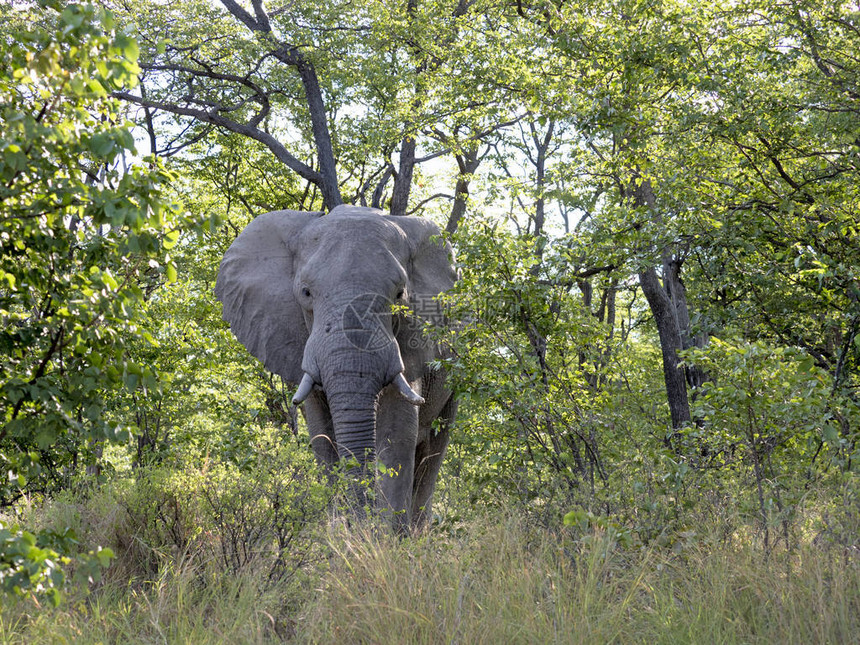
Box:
[0,555,295,644]
[1,485,857,644]
[300,517,860,644]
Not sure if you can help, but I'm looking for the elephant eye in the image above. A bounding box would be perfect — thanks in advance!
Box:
[302,287,312,299]
[396,289,405,300]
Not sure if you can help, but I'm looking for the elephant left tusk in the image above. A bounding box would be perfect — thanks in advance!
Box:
[393,372,424,406]
[292,373,315,406]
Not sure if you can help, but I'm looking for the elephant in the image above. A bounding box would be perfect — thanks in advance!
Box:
[215,205,457,531]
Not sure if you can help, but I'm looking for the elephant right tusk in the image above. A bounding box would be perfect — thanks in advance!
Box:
[393,372,425,406]
[291,373,315,406]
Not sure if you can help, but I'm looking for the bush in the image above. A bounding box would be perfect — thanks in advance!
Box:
[12,430,331,599]
[679,340,850,551]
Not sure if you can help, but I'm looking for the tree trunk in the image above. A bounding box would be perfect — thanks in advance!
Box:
[633,177,693,430]
[445,145,481,234]
[662,257,708,389]
[294,59,342,210]
[528,118,554,237]
[390,137,416,216]
[639,266,692,429]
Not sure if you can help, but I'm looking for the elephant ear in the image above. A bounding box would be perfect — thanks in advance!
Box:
[215,210,321,384]
[396,216,457,305]
[386,215,457,372]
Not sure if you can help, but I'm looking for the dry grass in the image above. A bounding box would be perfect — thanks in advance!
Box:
[1,513,857,644]
[0,554,296,644]
[299,517,860,644]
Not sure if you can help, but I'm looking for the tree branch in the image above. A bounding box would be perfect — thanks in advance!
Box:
[114,91,322,184]
[219,0,267,32]
[406,192,454,215]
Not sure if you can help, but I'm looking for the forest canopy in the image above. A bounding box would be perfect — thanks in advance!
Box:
[0,0,857,632]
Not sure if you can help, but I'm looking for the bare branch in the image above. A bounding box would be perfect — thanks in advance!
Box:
[114,91,322,184]
[219,0,268,33]
[372,164,395,209]
[406,192,454,215]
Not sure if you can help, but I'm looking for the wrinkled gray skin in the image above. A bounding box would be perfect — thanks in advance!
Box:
[215,206,456,531]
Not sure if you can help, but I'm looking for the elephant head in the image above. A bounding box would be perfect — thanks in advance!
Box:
[215,205,455,470]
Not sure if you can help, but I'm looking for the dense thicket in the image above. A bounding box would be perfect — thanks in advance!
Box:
[1,0,857,612]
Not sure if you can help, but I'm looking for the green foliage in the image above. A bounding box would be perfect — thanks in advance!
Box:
[102,132,314,468]
[0,524,67,605]
[108,430,330,583]
[562,507,635,549]
[677,340,856,549]
[443,222,600,492]
[0,427,328,617]
[683,341,842,464]
[0,0,857,630]
[0,0,194,497]
[0,0,200,600]
[0,521,113,606]
[438,218,658,517]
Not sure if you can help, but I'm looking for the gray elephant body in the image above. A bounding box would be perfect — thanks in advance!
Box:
[215,205,456,530]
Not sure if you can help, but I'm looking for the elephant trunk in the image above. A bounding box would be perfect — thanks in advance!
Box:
[325,384,379,463]
[313,338,391,464]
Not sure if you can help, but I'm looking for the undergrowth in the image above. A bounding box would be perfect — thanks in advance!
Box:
[0,473,857,644]
[301,516,859,644]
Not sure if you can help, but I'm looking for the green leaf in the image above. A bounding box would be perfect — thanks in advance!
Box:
[114,33,139,62]
[89,133,115,158]
[798,357,816,374]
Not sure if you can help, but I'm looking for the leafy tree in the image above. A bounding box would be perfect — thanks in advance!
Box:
[0,0,196,599]
[443,220,623,499]
[432,0,858,532]
[104,0,522,219]
[680,0,860,397]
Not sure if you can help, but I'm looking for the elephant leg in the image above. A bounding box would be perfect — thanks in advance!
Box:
[411,394,456,529]
[375,385,419,532]
[301,390,338,470]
